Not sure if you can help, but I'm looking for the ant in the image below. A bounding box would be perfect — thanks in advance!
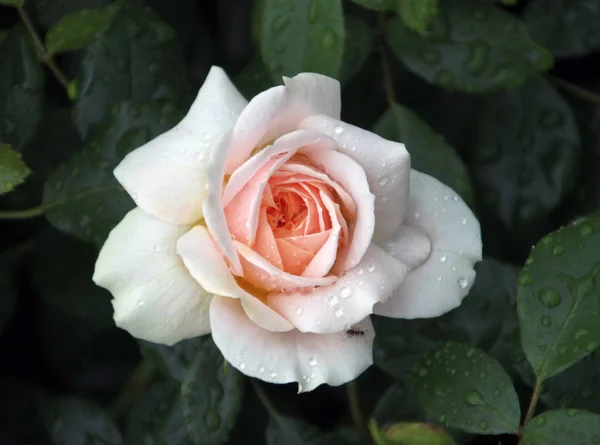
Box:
[344,325,366,341]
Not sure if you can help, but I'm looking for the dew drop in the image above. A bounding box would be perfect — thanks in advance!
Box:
[461,218,467,225]
[334,308,344,317]
[367,264,376,273]
[437,276,443,282]
[270,371,278,379]
[519,274,534,286]
[478,420,488,431]
[137,300,145,307]
[340,287,351,298]
[575,328,591,341]
[328,295,339,306]
[580,224,594,236]
[295,307,303,315]
[240,363,246,370]
[308,357,318,366]
[452,195,459,202]
[552,244,565,256]
[334,125,344,134]
[538,288,561,308]
[541,315,552,327]
[535,416,547,426]
[378,176,388,186]
[357,268,364,276]
[457,277,469,289]
[414,212,420,219]
[465,390,485,407]
[440,254,447,263]
[259,367,265,374]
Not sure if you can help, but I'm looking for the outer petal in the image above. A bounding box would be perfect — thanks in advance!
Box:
[226,74,341,174]
[374,170,482,319]
[267,245,408,334]
[210,296,374,393]
[177,225,294,332]
[115,67,247,225]
[93,209,211,345]
[300,115,411,241]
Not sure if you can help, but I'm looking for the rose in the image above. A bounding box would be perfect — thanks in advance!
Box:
[93,67,482,392]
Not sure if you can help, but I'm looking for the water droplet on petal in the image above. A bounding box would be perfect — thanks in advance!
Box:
[457,278,469,289]
[240,363,246,370]
[308,357,318,366]
[334,125,344,134]
[452,195,459,202]
[295,307,303,315]
[259,367,265,374]
[357,268,364,276]
[340,287,351,298]
[440,254,447,263]
[367,264,376,273]
[437,276,443,282]
[461,218,467,224]
[378,177,388,186]
[334,308,344,317]
[270,371,277,379]
[328,295,339,306]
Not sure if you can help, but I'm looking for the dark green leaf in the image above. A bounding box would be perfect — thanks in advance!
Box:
[31,0,114,28]
[413,342,520,435]
[340,16,373,85]
[373,102,473,206]
[73,3,187,138]
[397,0,439,34]
[350,0,396,11]
[140,337,209,383]
[524,0,600,57]
[33,229,113,328]
[370,420,457,445]
[125,380,193,445]
[45,6,119,55]
[259,0,344,80]
[181,339,245,445]
[0,27,44,150]
[43,101,181,247]
[522,410,600,445]
[266,413,334,445]
[517,213,600,379]
[0,271,17,334]
[0,142,30,194]
[41,396,123,445]
[386,0,552,92]
[538,351,600,413]
[233,57,275,100]
[472,76,581,228]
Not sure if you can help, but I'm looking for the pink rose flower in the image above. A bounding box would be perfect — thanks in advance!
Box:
[93,67,482,392]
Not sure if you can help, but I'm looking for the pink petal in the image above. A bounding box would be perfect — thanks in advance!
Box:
[254,212,283,270]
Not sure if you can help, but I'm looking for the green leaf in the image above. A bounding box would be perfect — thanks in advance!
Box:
[0,271,17,334]
[350,0,396,11]
[472,76,580,228]
[125,380,193,445]
[524,0,600,57]
[41,396,123,445]
[33,229,113,328]
[140,337,209,383]
[181,339,245,445]
[73,3,187,138]
[0,143,31,194]
[233,57,275,100]
[0,27,44,150]
[373,102,473,206]
[43,101,181,247]
[413,342,520,435]
[0,0,23,5]
[370,420,457,445]
[30,0,113,28]
[386,0,553,92]
[45,6,119,55]
[517,213,600,379]
[266,413,334,445]
[340,16,373,86]
[397,0,439,34]
[259,0,344,80]
[522,410,600,445]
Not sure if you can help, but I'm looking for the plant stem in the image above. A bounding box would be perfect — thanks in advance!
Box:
[549,75,600,105]
[378,13,396,108]
[517,378,543,444]
[110,357,156,421]
[346,380,374,445]
[250,379,278,417]
[15,5,70,91]
[0,205,44,220]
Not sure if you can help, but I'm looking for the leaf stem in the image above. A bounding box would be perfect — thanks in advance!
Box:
[0,205,44,220]
[377,13,396,108]
[15,5,70,91]
[110,357,156,421]
[346,380,374,445]
[548,75,600,105]
[517,378,543,444]
[250,378,278,417]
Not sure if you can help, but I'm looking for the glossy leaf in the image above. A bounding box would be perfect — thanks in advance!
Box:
[181,339,244,445]
[522,410,600,445]
[517,212,600,379]
[413,342,520,435]
[386,0,553,92]
[45,6,119,54]
[266,413,335,445]
[0,27,44,150]
[472,76,580,228]
[373,102,473,206]
[259,0,344,80]
[41,397,123,445]
[30,0,113,27]
[0,143,30,194]
[233,57,275,100]
[370,420,457,445]
[73,3,187,138]
[140,337,209,383]
[350,0,396,10]
[397,0,439,34]
[125,380,193,445]
[524,0,600,57]
[340,16,373,85]
[43,101,181,247]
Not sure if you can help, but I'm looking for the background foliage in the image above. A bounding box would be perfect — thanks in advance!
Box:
[1,0,600,444]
